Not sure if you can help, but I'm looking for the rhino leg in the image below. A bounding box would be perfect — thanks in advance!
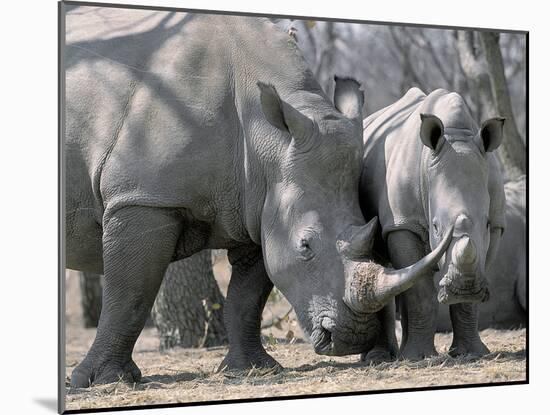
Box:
[360,302,398,363]
[70,206,181,388]
[387,230,438,360]
[516,269,527,311]
[448,303,489,357]
[218,245,281,372]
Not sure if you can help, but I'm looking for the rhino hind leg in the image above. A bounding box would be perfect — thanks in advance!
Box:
[515,268,527,312]
[217,245,281,373]
[448,303,489,357]
[361,302,399,363]
[70,206,182,388]
[387,230,438,360]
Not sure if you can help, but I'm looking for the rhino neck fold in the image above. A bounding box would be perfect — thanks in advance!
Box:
[222,18,335,245]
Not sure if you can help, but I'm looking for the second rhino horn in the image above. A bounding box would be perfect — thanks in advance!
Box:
[343,226,454,314]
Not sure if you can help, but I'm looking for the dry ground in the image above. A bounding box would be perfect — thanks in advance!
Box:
[64,260,526,411]
[65,325,525,411]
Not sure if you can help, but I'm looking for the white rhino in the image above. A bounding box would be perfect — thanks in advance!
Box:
[437,175,526,331]
[64,7,450,387]
[358,87,507,360]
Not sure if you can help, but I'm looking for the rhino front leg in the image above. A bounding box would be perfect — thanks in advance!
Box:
[218,245,281,372]
[448,303,489,357]
[70,206,181,388]
[360,302,399,363]
[387,230,438,360]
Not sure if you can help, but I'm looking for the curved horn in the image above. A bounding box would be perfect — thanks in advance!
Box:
[344,226,453,314]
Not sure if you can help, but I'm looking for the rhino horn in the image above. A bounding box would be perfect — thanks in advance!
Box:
[452,235,478,271]
[338,216,378,260]
[343,226,453,314]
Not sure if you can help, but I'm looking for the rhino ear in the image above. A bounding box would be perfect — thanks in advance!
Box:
[479,117,505,152]
[420,113,445,151]
[258,82,288,132]
[334,76,364,121]
[257,81,315,145]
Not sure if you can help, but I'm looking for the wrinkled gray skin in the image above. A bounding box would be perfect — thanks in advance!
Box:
[359,88,506,360]
[65,9,449,388]
[437,175,526,331]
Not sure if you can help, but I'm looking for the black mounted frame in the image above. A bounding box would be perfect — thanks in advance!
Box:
[58,1,529,413]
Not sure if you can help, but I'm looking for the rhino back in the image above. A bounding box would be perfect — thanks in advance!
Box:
[65,7,317,249]
[360,87,430,242]
[502,176,526,311]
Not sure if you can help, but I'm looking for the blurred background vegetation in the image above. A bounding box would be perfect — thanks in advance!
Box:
[276,19,526,179]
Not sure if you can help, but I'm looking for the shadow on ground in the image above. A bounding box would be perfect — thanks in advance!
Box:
[34,398,57,412]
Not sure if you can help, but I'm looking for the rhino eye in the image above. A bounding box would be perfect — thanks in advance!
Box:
[297,237,315,261]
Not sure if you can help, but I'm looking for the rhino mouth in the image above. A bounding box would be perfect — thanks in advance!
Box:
[311,315,376,356]
[438,263,489,305]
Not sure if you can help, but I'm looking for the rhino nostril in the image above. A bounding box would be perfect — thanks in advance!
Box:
[315,323,333,354]
[321,317,335,331]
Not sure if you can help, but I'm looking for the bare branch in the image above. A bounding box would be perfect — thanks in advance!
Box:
[388,27,431,92]
[455,30,485,79]
[300,20,318,61]
[261,308,293,329]
[480,31,526,177]
[423,38,454,86]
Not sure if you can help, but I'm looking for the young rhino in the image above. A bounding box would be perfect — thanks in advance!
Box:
[437,175,526,331]
[359,88,506,360]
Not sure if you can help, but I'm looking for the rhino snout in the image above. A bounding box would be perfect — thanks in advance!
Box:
[452,235,478,271]
[311,310,380,356]
[438,236,489,305]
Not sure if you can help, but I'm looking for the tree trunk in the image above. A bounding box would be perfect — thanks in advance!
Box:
[388,27,431,94]
[314,22,337,94]
[454,31,493,121]
[479,32,526,179]
[152,251,227,350]
[78,272,102,328]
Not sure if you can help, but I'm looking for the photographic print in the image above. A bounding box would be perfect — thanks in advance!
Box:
[59,1,527,412]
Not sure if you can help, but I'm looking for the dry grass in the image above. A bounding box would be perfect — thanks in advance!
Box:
[64,262,526,411]
[65,325,526,411]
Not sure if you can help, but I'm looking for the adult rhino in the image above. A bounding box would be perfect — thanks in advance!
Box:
[65,8,450,387]
[358,87,506,360]
[437,175,526,331]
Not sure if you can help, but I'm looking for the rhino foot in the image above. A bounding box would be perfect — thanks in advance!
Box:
[361,346,396,364]
[400,343,438,361]
[218,349,282,374]
[447,303,489,358]
[70,358,142,388]
[448,339,489,358]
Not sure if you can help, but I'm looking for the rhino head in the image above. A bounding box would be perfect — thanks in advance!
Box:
[418,111,506,305]
[256,78,452,355]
